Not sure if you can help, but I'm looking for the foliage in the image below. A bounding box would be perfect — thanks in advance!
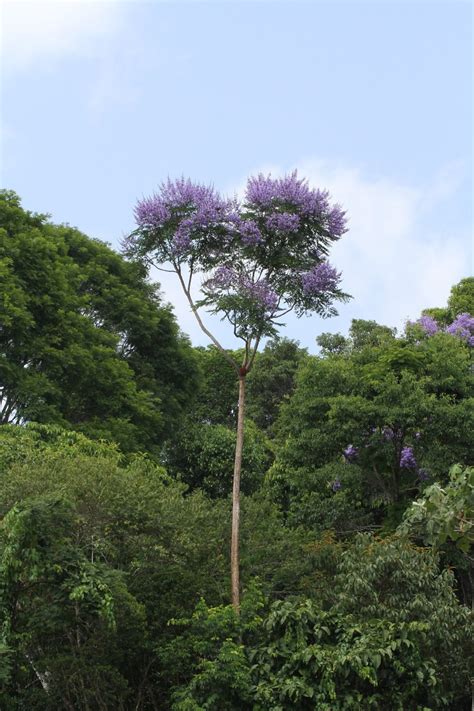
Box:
[271,315,473,530]
[246,338,306,433]
[400,464,474,608]
[166,420,271,498]
[166,536,472,710]
[252,601,440,710]
[0,426,319,707]
[422,277,474,326]
[400,464,474,553]
[160,589,261,710]
[0,190,197,454]
[191,346,240,427]
[272,461,374,535]
[0,495,145,708]
[2,187,473,707]
[316,319,396,356]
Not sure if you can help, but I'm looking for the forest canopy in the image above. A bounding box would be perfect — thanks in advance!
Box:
[0,192,473,709]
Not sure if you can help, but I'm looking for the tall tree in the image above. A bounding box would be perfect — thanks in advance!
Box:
[126,172,349,609]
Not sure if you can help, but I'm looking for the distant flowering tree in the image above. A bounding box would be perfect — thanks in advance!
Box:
[125,172,349,609]
[410,312,474,346]
[445,313,474,346]
[341,429,430,504]
[416,315,440,336]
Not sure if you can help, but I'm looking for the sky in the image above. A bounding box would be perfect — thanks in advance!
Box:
[1,0,472,351]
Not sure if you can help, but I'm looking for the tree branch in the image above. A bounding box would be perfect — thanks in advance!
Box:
[175,269,240,375]
[247,335,261,373]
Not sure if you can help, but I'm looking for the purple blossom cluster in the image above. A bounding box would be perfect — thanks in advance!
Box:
[245,171,347,238]
[172,221,193,255]
[400,446,430,482]
[301,262,341,296]
[343,444,358,463]
[211,265,235,289]
[331,478,342,492]
[265,212,300,233]
[416,315,439,336]
[413,312,474,347]
[327,205,347,238]
[236,218,263,246]
[341,425,429,485]
[445,313,474,346]
[134,178,233,256]
[246,280,279,311]
[400,446,417,469]
[208,266,278,312]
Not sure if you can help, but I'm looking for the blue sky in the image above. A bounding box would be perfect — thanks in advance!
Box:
[1,0,472,350]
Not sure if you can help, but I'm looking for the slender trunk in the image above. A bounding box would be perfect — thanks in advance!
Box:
[231,374,246,611]
[470,561,474,711]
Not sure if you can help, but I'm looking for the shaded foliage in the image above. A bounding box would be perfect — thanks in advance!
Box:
[0,190,197,454]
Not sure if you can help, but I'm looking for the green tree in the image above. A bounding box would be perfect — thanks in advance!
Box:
[400,464,474,610]
[0,495,146,709]
[246,338,306,433]
[166,420,271,498]
[0,190,196,455]
[0,424,317,706]
[191,346,240,427]
[271,321,473,531]
[421,277,474,327]
[165,536,472,710]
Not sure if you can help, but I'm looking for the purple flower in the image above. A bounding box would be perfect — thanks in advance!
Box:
[228,214,263,246]
[207,267,278,313]
[446,313,474,346]
[245,280,279,311]
[246,172,320,214]
[343,444,358,463]
[327,204,347,238]
[245,171,347,236]
[416,315,439,336]
[265,212,300,233]
[400,446,417,469]
[171,231,191,255]
[409,312,474,347]
[134,178,233,239]
[211,265,236,289]
[331,478,342,492]
[134,195,171,228]
[240,219,263,246]
[301,262,341,296]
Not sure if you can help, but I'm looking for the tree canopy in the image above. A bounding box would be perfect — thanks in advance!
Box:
[1,191,472,708]
[0,190,197,454]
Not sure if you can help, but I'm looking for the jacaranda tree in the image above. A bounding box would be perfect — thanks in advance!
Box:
[126,172,349,609]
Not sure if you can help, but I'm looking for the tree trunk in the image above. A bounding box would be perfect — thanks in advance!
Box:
[231,374,246,611]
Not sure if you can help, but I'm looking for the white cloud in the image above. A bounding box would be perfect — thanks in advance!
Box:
[295,159,471,333]
[1,0,123,72]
